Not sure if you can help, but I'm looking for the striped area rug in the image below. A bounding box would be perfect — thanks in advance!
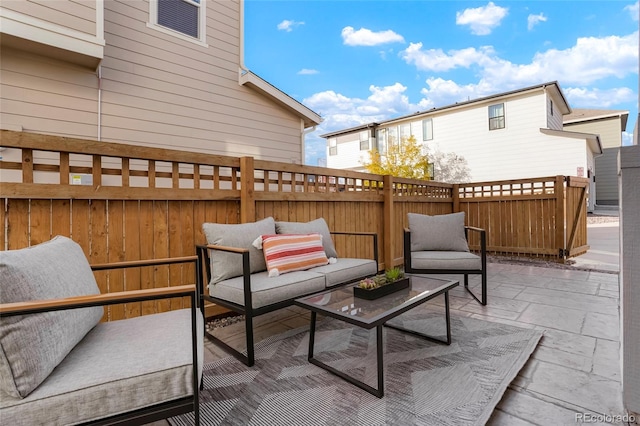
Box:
[170,310,542,426]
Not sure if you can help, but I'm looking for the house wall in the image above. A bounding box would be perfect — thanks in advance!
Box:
[326,90,594,183]
[0,0,306,164]
[326,132,369,170]
[564,117,623,205]
[2,0,97,37]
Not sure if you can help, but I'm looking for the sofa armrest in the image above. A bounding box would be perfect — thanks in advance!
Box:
[465,226,487,267]
[196,244,253,313]
[330,231,379,269]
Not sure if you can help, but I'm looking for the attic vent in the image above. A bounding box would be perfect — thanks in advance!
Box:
[158,0,200,38]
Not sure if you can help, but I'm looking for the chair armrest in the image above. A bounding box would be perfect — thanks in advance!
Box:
[464,226,487,266]
[91,255,197,271]
[0,285,196,317]
[330,231,378,269]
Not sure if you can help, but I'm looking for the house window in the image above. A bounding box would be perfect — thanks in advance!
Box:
[550,99,554,116]
[148,0,207,46]
[388,126,398,147]
[488,103,505,130]
[376,128,387,154]
[422,119,433,141]
[400,123,411,142]
[329,138,337,156]
[359,131,369,151]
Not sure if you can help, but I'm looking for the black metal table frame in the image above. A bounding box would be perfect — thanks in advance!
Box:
[301,282,457,398]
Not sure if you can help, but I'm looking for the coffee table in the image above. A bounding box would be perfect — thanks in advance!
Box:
[294,274,458,398]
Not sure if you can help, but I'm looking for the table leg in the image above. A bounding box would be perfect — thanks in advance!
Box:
[384,290,452,345]
[308,311,317,361]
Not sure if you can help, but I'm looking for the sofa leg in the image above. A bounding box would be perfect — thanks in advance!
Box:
[245,314,255,367]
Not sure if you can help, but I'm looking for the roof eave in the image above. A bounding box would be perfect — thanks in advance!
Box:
[239,71,322,128]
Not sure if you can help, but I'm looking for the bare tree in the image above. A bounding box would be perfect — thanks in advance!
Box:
[426,148,471,183]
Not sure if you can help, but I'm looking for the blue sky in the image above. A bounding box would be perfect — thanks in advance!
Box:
[244,1,639,166]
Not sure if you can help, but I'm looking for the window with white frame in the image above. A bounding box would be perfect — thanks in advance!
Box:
[376,128,387,154]
[488,103,505,130]
[329,138,337,156]
[149,0,207,45]
[399,123,411,142]
[388,126,398,147]
[422,118,433,141]
[359,131,369,150]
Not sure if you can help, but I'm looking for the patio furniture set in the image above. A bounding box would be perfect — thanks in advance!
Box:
[0,212,486,424]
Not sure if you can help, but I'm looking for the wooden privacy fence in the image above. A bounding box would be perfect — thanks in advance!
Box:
[0,130,588,319]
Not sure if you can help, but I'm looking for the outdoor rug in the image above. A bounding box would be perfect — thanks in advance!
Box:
[170,311,543,426]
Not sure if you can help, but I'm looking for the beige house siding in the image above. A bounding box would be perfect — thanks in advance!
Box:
[0,0,312,164]
[546,92,564,130]
[2,0,97,37]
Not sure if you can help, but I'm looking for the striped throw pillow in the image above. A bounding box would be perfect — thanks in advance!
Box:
[261,234,329,277]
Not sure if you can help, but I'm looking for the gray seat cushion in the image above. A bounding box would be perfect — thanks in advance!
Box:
[308,258,378,288]
[202,217,276,284]
[210,270,326,309]
[0,236,104,398]
[0,308,203,425]
[410,251,481,270]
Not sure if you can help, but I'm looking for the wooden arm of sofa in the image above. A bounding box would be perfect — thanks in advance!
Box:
[91,255,197,271]
[0,285,197,317]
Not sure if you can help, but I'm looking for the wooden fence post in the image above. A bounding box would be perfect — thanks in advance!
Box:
[452,183,460,213]
[554,175,566,261]
[383,174,394,270]
[240,157,255,223]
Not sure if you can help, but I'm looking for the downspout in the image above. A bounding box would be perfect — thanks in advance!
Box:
[239,0,248,77]
[97,64,102,141]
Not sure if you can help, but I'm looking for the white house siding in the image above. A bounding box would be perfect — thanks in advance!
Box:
[546,92,564,130]
[327,133,369,169]
[2,0,97,37]
[564,117,623,205]
[0,0,307,164]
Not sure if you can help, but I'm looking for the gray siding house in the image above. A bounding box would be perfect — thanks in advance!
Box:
[563,109,629,206]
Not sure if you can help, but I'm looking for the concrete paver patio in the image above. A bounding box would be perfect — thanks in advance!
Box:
[200,262,628,425]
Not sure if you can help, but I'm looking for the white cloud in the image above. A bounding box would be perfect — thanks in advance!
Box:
[527,13,547,30]
[298,69,319,75]
[401,43,495,72]
[341,26,405,46]
[402,32,639,87]
[277,20,304,32]
[625,1,639,21]
[456,2,508,35]
[564,86,636,107]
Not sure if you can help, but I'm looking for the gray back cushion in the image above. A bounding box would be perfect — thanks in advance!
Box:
[275,218,338,258]
[202,217,276,284]
[0,236,104,398]
[408,212,470,252]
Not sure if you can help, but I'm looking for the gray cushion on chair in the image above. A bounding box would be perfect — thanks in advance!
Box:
[275,218,338,258]
[0,308,203,425]
[308,258,378,288]
[210,270,326,309]
[203,217,276,284]
[0,236,104,398]
[410,251,481,270]
[408,212,470,252]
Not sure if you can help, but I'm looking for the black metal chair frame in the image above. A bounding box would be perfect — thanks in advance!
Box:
[403,226,487,305]
[196,231,378,367]
[0,256,201,426]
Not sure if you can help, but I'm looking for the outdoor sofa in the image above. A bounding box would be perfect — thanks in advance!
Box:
[0,236,203,425]
[197,217,378,366]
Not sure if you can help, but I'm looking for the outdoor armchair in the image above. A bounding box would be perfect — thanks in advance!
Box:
[0,236,202,425]
[403,212,487,305]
